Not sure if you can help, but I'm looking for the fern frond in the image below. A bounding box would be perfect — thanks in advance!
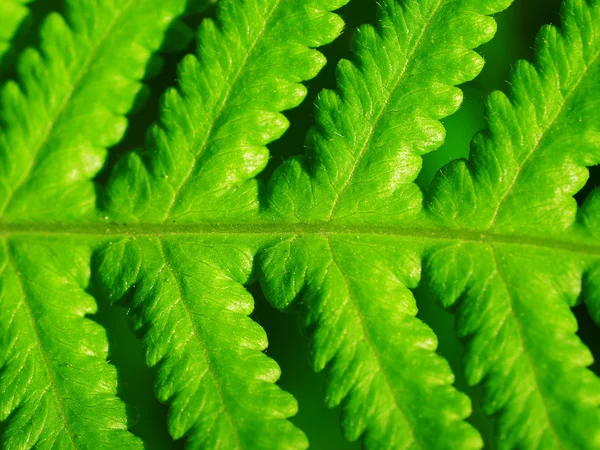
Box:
[97,236,307,449]
[97,0,349,446]
[0,0,194,446]
[1,0,598,448]
[259,0,514,447]
[0,0,187,223]
[0,238,142,449]
[259,235,481,449]
[425,241,600,449]
[424,0,600,447]
[267,0,513,224]
[103,0,347,223]
[428,0,600,233]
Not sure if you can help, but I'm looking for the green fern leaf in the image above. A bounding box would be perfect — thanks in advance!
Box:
[0,237,143,448]
[103,0,347,223]
[96,0,348,447]
[259,234,482,449]
[97,236,306,449]
[259,0,515,447]
[0,0,188,447]
[424,0,600,447]
[266,0,513,223]
[0,0,599,449]
[0,0,187,223]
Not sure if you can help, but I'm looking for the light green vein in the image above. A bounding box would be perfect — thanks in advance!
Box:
[0,223,598,256]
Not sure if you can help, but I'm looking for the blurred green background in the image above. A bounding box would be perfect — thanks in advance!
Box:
[5,0,599,449]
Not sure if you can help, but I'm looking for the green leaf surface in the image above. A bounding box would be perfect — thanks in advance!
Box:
[0,237,142,449]
[423,0,600,447]
[0,0,33,71]
[96,0,350,447]
[259,0,521,448]
[266,0,513,224]
[97,236,306,449]
[0,0,599,449]
[259,235,481,449]
[424,243,600,449]
[427,0,600,234]
[0,0,190,447]
[103,0,347,223]
[0,0,187,223]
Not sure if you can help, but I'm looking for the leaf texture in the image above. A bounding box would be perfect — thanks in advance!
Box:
[0,0,34,74]
[423,0,600,447]
[259,0,516,448]
[97,236,306,449]
[0,237,142,449]
[103,0,348,223]
[267,0,513,224]
[0,0,191,447]
[0,0,599,449]
[259,235,481,449]
[427,0,600,234]
[424,242,600,449]
[95,0,349,447]
[0,0,187,223]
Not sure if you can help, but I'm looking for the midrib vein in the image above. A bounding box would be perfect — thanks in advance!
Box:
[1,223,598,256]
